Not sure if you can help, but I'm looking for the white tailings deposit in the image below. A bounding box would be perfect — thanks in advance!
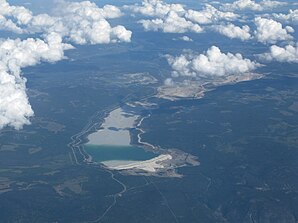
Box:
[86,108,139,146]
[84,106,199,177]
[102,154,172,172]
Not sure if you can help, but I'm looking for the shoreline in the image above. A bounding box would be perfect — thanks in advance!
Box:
[79,106,162,167]
[69,72,264,169]
[69,103,200,177]
[136,114,156,150]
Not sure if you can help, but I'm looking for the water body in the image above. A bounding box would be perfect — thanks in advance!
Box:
[86,108,138,146]
[85,107,158,164]
[85,144,157,162]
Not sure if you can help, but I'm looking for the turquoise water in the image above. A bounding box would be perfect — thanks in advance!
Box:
[85,144,157,162]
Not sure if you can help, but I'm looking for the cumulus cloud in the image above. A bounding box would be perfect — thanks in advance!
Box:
[0,0,132,44]
[51,1,131,44]
[0,33,73,129]
[126,0,238,33]
[0,0,132,129]
[221,0,287,11]
[212,23,251,41]
[0,0,33,25]
[126,0,185,17]
[259,43,298,63]
[129,0,202,33]
[0,0,33,33]
[139,11,203,33]
[185,4,239,24]
[0,14,23,33]
[254,17,294,44]
[166,46,260,79]
[272,9,298,24]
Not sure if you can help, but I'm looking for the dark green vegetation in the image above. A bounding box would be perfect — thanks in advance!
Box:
[1,55,298,222]
[0,42,160,222]
[0,18,298,223]
[139,74,298,222]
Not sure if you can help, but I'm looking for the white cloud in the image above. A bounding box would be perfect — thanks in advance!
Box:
[0,0,33,25]
[259,43,298,63]
[167,46,260,79]
[139,11,203,33]
[0,0,33,33]
[179,36,193,42]
[0,0,132,45]
[100,5,124,19]
[261,0,287,9]
[254,17,294,44]
[0,0,132,130]
[185,4,239,24]
[221,0,287,11]
[272,9,298,24]
[125,0,185,17]
[212,23,251,41]
[0,33,73,130]
[51,1,131,44]
[0,14,23,33]
[128,0,203,33]
[126,1,239,33]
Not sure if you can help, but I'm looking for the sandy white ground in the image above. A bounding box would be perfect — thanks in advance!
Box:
[102,154,172,172]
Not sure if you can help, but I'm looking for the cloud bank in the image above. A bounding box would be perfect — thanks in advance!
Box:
[210,17,295,43]
[0,0,132,44]
[127,0,185,17]
[0,33,73,129]
[166,46,260,80]
[212,23,251,41]
[272,9,298,24]
[185,4,239,24]
[221,0,287,12]
[131,0,203,33]
[0,0,132,130]
[254,17,294,44]
[139,11,203,33]
[260,43,298,63]
[50,1,131,44]
[126,0,238,33]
